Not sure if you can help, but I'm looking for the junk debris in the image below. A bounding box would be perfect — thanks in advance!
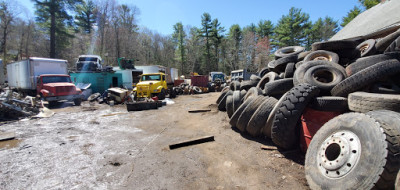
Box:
[0,88,54,120]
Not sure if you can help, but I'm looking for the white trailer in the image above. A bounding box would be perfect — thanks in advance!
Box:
[0,59,4,85]
[113,67,143,90]
[7,57,68,91]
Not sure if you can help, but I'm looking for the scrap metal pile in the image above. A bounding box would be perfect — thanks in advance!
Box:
[0,88,52,120]
[217,28,400,189]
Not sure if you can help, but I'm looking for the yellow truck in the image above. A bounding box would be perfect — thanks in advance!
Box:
[133,73,176,100]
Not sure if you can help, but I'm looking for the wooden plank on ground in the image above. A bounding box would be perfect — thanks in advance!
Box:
[188,109,211,113]
[169,136,214,150]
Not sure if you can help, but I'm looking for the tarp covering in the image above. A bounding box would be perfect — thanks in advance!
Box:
[331,0,400,41]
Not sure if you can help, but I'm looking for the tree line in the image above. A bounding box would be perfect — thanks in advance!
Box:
[0,0,380,76]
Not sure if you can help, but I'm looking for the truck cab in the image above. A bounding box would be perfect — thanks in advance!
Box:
[37,74,83,106]
[76,55,102,72]
[133,73,168,100]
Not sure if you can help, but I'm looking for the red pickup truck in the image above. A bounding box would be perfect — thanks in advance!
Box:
[37,74,83,106]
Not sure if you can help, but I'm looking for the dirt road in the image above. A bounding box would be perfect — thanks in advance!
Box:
[0,93,308,189]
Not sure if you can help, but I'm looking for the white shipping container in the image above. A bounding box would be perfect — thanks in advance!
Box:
[135,65,178,84]
[7,57,68,90]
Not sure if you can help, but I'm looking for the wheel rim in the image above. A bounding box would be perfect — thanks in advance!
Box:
[317,130,361,178]
[359,44,370,54]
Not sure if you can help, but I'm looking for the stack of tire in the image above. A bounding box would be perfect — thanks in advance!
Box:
[216,28,400,190]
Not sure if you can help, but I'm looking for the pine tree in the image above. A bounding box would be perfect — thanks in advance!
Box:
[75,0,96,34]
[341,6,362,27]
[257,20,273,38]
[172,22,186,75]
[272,7,311,48]
[228,24,242,70]
[198,12,213,74]
[33,0,82,58]
[211,18,224,71]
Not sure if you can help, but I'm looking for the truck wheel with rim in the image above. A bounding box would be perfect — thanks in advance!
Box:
[305,112,400,190]
[74,98,82,106]
[158,89,166,100]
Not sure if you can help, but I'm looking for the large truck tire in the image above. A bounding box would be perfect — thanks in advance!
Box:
[74,98,82,106]
[271,84,320,149]
[348,92,400,113]
[218,90,233,111]
[331,59,400,97]
[229,96,258,128]
[305,112,400,190]
[235,96,265,132]
[226,95,234,118]
[246,97,277,137]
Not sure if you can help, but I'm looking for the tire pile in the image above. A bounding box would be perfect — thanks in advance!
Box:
[173,83,212,95]
[216,28,400,189]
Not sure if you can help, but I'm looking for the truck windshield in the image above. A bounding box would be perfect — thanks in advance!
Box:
[78,57,98,62]
[42,76,71,83]
[213,74,224,81]
[141,75,161,81]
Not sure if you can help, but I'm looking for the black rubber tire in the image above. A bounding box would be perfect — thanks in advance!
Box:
[303,65,346,94]
[263,78,294,96]
[396,171,400,190]
[158,89,166,100]
[348,91,400,113]
[262,92,288,138]
[88,93,101,102]
[258,67,270,78]
[240,89,247,101]
[311,39,359,51]
[284,62,295,78]
[295,61,303,69]
[376,28,400,53]
[229,96,258,127]
[270,55,298,73]
[246,97,278,137]
[304,50,340,63]
[74,98,82,106]
[169,88,177,98]
[331,59,400,97]
[345,52,400,76]
[193,86,202,94]
[271,84,320,149]
[294,60,346,86]
[218,90,233,111]
[256,71,280,90]
[356,39,377,57]
[385,36,400,53]
[297,51,311,61]
[308,96,348,112]
[250,74,261,82]
[242,87,263,102]
[230,81,241,91]
[217,90,229,104]
[226,95,234,118]
[366,110,400,190]
[305,112,400,190]
[236,96,266,132]
[232,90,242,114]
[274,46,305,59]
[240,80,258,91]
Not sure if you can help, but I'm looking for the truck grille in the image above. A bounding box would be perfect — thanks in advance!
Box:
[56,86,75,94]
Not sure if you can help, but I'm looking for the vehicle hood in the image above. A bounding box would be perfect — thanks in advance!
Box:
[43,83,76,88]
[137,81,161,86]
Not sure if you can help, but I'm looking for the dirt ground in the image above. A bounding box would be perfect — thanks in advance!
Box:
[0,92,309,189]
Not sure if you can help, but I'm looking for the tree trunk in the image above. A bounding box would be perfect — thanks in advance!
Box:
[50,8,56,58]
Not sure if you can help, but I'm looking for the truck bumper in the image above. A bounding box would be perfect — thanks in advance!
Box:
[44,94,83,102]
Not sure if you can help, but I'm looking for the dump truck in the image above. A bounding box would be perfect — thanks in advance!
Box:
[133,72,176,100]
[208,72,226,92]
[7,57,83,106]
[75,55,103,72]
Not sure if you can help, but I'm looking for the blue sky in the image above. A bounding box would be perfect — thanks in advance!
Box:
[17,0,361,35]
